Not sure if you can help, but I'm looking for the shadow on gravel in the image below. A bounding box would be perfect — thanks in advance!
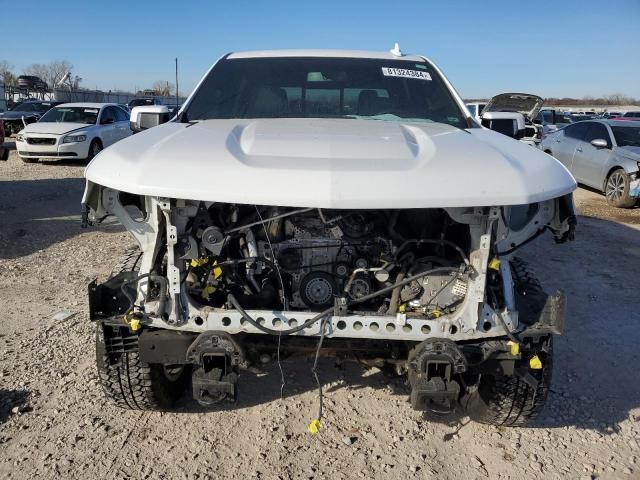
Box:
[521,215,640,434]
[0,177,122,258]
[172,357,403,414]
[0,389,31,424]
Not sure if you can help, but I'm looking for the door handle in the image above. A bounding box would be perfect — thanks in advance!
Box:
[555,139,561,142]
[576,148,583,152]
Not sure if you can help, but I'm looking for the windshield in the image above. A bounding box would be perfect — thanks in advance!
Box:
[184,57,466,127]
[39,107,99,124]
[611,126,640,147]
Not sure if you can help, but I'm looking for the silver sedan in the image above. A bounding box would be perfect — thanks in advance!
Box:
[541,120,640,208]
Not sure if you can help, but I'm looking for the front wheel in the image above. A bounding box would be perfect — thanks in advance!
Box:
[96,323,190,410]
[605,169,636,208]
[464,337,553,427]
[462,258,553,426]
[87,138,103,161]
[95,247,190,410]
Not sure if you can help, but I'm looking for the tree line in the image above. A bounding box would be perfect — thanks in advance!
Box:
[1,59,175,96]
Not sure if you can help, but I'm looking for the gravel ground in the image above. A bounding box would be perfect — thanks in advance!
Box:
[0,145,639,480]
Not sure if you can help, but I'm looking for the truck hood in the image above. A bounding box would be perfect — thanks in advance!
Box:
[84,118,576,209]
[483,93,544,122]
[21,122,92,135]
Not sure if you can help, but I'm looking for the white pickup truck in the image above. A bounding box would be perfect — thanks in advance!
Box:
[82,49,576,426]
[480,93,544,147]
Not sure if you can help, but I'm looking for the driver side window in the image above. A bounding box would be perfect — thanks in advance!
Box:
[100,107,116,124]
[564,123,589,140]
[583,123,611,148]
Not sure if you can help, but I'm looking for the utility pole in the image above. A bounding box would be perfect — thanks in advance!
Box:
[175,58,179,107]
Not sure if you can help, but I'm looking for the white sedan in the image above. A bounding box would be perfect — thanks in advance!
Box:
[15,102,131,163]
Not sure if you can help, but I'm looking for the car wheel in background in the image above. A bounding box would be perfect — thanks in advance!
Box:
[87,139,103,161]
[605,169,636,208]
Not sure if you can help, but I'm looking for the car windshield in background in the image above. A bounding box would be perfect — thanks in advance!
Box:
[611,126,640,147]
[184,57,466,127]
[39,107,99,124]
[14,103,51,113]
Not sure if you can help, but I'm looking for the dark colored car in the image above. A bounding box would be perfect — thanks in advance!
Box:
[0,101,61,136]
[0,119,8,161]
[16,75,48,90]
[128,98,159,109]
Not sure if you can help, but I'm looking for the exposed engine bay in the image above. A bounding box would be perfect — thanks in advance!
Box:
[85,187,572,414]
[182,206,471,318]
[85,188,574,344]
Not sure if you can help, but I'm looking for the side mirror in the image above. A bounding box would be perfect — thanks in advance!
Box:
[129,105,171,133]
[591,138,608,149]
[101,117,114,125]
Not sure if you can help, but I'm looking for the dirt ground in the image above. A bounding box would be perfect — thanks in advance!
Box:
[0,145,639,480]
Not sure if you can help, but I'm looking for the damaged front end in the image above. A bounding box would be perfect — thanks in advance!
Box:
[83,181,574,418]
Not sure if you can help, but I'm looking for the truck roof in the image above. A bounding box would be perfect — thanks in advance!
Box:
[227,49,428,62]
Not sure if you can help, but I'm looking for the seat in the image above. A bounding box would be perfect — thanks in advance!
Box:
[357,90,380,116]
[252,87,288,116]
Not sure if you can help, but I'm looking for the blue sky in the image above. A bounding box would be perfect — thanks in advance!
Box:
[2,0,639,98]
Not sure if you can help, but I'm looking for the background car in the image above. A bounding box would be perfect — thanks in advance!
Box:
[570,114,595,122]
[0,119,8,160]
[15,102,131,163]
[16,75,48,90]
[128,98,161,110]
[541,119,640,207]
[481,93,543,146]
[0,101,61,136]
[536,109,573,140]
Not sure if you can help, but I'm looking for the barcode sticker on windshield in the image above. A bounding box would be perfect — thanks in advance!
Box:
[381,67,432,81]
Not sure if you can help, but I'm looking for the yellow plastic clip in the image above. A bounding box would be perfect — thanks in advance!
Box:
[190,257,209,268]
[307,419,322,435]
[431,309,442,318]
[508,341,520,356]
[529,355,543,370]
[488,258,501,271]
[212,262,223,279]
[398,304,406,313]
[124,312,142,332]
[129,318,141,332]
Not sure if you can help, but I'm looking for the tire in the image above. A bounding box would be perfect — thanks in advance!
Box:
[511,257,547,326]
[0,148,8,161]
[605,168,636,208]
[463,258,553,426]
[95,248,190,410]
[87,138,103,161]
